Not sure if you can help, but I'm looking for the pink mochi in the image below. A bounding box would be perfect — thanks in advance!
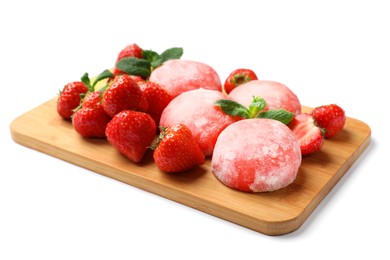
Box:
[211,119,302,192]
[149,59,222,98]
[159,88,237,156]
[228,80,301,115]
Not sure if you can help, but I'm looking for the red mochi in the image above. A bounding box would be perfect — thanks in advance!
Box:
[228,80,301,115]
[211,119,302,192]
[149,59,222,98]
[159,88,237,156]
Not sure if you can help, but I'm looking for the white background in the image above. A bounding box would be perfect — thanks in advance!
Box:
[1,0,388,259]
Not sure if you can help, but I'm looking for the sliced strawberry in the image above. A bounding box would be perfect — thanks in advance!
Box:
[288,113,324,156]
[223,68,258,94]
[152,124,205,173]
[312,104,346,138]
[106,110,156,163]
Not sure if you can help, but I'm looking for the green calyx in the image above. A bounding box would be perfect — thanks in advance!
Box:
[116,47,183,79]
[81,69,114,92]
[215,96,294,125]
[231,73,251,86]
[149,126,167,150]
[74,69,113,112]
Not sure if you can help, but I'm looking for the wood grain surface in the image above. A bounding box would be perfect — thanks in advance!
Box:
[10,98,371,235]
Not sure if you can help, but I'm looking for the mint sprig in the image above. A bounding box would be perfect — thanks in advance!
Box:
[215,96,294,125]
[116,47,183,78]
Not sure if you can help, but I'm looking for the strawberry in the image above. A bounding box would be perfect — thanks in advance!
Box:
[312,104,346,138]
[138,81,173,125]
[102,74,148,117]
[223,68,258,94]
[129,75,145,84]
[57,81,88,119]
[72,106,111,138]
[105,110,156,163]
[115,43,143,63]
[57,70,113,119]
[72,91,111,138]
[152,124,205,173]
[81,91,102,109]
[113,43,143,76]
[288,113,324,156]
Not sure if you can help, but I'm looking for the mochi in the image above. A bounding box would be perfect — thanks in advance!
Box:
[149,59,222,98]
[228,80,301,115]
[211,118,301,192]
[159,88,237,156]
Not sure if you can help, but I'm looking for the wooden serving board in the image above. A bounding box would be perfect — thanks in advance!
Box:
[10,98,371,235]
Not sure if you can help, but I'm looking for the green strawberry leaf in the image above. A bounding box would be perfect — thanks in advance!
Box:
[80,70,114,92]
[97,83,109,93]
[81,72,91,90]
[214,99,251,118]
[92,69,113,88]
[256,109,294,124]
[116,57,152,78]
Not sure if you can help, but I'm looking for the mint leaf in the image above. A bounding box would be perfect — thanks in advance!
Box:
[257,109,294,124]
[92,69,114,88]
[151,47,183,68]
[215,99,250,118]
[159,47,183,62]
[116,57,151,78]
[142,50,159,63]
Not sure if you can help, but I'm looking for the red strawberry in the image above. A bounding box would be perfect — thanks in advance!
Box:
[102,74,148,117]
[312,104,346,138]
[105,110,156,163]
[223,68,258,94]
[72,92,110,138]
[138,81,173,125]
[288,113,324,156]
[81,91,102,109]
[57,81,88,119]
[129,75,144,84]
[113,43,143,76]
[72,106,111,138]
[153,124,205,173]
